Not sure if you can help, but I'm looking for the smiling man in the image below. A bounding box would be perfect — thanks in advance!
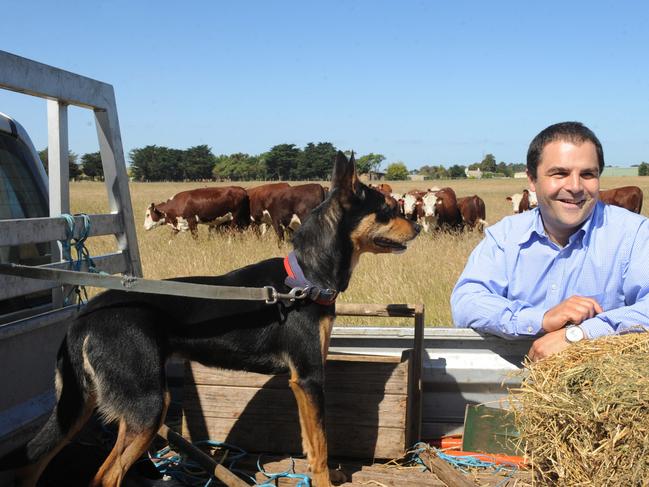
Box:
[451,122,649,360]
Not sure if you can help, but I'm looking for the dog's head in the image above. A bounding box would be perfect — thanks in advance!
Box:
[328,151,421,256]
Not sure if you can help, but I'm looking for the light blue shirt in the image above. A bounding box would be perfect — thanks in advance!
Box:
[451,201,649,340]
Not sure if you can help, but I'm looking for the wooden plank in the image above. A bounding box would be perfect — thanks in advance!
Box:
[187,354,408,394]
[336,302,419,318]
[157,424,250,487]
[246,456,446,487]
[183,386,407,428]
[183,352,414,460]
[424,454,476,487]
[183,413,406,459]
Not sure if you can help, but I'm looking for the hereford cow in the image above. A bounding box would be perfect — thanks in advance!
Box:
[434,187,463,231]
[144,186,250,239]
[368,183,392,196]
[247,182,290,234]
[599,186,643,214]
[266,183,327,241]
[506,189,537,214]
[457,195,488,231]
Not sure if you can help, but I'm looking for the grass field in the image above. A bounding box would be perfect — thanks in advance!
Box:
[69,177,649,327]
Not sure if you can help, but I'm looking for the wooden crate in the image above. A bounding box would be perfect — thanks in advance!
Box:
[181,350,418,459]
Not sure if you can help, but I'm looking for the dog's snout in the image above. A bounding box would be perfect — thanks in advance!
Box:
[413,223,422,234]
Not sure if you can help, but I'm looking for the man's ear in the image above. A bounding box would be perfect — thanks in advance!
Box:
[527,170,537,193]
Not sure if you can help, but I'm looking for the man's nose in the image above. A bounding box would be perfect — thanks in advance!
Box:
[565,172,584,192]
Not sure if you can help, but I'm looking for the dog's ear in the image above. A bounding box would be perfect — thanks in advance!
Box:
[331,151,362,198]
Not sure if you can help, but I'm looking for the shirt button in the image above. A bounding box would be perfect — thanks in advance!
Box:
[528,326,533,333]
[551,284,557,291]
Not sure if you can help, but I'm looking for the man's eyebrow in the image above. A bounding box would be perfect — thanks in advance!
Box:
[544,165,599,173]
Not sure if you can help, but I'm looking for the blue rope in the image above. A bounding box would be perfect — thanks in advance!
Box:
[149,439,312,487]
[408,442,518,487]
[255,455,311,487]
[59,213,105,307]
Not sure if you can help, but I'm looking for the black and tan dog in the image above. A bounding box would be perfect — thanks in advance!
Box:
[0,152,420,487]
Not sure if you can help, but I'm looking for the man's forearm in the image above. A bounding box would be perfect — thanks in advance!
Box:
[451,288,544,339]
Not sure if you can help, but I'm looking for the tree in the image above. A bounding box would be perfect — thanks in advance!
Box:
[265,144,301,180]
[81,152,104,180]
[356,153,385,175]
[39,147,81,180]
[295,142,337,180]
[497,161,513,177]
[212,153,266,181]
[480,153,497,173]
[182,145,216,180]
[129,145,183,181]
[418,164,447,179]
[639,162,649,176]
[385,162,409,180]
[448,164,467,179]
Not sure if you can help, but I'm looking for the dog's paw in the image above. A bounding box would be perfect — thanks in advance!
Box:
[329,467,347,485]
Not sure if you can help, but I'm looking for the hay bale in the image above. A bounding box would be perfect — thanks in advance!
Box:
[511,332,649,486]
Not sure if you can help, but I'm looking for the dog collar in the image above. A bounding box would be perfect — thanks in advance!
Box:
[283,251,338,305]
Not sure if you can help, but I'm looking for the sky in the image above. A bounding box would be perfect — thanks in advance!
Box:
[2,1,649,170]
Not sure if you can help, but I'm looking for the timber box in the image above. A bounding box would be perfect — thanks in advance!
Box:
[181,350,419,459]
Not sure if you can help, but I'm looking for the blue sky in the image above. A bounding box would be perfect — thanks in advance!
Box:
[2,1,649,170]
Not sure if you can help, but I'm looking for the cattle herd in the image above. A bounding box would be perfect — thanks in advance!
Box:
[143,182,644,241]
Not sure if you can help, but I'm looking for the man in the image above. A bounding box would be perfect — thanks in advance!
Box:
[451,122,649,361]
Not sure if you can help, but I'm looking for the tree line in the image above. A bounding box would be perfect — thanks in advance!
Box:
[37,146,648,182]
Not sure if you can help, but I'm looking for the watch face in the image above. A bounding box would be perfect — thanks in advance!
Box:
[566,326,584,343]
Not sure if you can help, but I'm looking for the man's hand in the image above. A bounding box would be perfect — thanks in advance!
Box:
[528,328,571,361]
[542,295,603,333]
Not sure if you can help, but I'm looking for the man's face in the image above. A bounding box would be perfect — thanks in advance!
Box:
[528,139,600,246]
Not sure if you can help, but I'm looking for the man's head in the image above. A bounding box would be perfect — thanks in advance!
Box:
[527,122,604,180]
[526,122,602,246]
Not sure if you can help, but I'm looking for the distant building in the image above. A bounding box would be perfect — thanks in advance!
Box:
[465,168,482,179]
[513,171,527,179]
[360,171,386,182]
[408,174,425,182]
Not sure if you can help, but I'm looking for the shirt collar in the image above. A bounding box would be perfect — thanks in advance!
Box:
[517,201,602,247]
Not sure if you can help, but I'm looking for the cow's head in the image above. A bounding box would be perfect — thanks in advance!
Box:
[144,203,166,230]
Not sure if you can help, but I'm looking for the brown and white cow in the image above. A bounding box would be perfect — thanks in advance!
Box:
[144,186,250,239]
[506,189,538,214]
[433,187,463,231]
[266,183,327,241]
[368,183,393,195]
[457,195,488,231]
[599,186,643,214]
[247,182,290,234]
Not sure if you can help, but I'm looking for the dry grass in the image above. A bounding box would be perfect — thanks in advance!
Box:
[511,332,649,486]
[69,177,649,326]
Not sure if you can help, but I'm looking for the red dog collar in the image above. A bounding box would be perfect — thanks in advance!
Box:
[283,252,338,305]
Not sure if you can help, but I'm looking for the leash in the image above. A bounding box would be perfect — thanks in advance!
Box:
[0,214,332,306]
[0,262,310,304]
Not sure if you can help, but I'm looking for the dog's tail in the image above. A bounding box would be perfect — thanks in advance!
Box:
[0,336,91,480]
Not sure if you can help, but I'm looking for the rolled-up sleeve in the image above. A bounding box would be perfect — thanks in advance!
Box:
[580,219,649,339]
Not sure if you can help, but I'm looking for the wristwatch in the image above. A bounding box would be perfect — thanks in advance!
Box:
[565,324,585,343]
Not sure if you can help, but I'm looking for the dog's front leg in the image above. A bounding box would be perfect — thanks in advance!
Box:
[288,367,344,487]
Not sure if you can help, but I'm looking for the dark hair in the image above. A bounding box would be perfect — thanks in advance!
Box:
[526,122,604,179]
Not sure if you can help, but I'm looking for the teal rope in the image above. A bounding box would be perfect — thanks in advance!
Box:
[59,213,105,307]
[149,439,312,487]
[408,442,517,487]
